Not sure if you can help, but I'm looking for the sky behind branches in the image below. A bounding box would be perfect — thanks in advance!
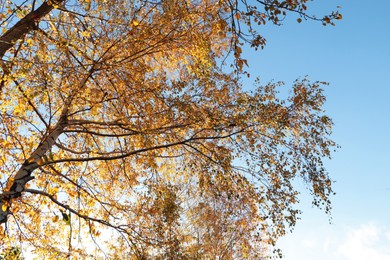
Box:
[242,0,390,259]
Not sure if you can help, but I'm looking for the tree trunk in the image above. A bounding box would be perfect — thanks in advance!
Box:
[0,116,67,223]
[0,0,65,59]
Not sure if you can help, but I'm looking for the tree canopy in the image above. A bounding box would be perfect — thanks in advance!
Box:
[0,0,340,258]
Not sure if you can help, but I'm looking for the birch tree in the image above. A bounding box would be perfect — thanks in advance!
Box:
[0,0,340,258]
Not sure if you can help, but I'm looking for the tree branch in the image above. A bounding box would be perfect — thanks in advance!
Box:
[0,0,65,59]
[46,129,247,164]
[0,63,97,224]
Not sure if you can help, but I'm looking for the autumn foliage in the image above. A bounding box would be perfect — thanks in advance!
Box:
[0,0,340,258]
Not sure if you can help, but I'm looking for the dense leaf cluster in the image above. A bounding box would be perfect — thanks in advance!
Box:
[0,0,339,258]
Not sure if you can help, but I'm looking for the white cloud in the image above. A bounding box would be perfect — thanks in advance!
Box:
[337,223,390,260]
[278,222,390,260]
[386,230,390,241]
[302,238,317,248]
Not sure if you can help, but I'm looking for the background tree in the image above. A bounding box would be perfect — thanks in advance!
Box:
[0,246,23,260]
[0,0,340,258]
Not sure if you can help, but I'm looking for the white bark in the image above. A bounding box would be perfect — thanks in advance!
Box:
[0,62,94,223]
[0,117,67,223]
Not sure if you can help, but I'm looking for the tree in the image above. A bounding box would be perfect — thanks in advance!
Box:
[0,246,23,260]
[0,0,340,258]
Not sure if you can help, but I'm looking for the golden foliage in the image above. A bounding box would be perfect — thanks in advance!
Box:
[0,0,340,258]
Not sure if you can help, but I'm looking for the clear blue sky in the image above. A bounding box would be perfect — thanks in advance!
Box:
[243,0,390,259]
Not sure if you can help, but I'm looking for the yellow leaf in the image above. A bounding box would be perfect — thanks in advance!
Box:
[81,31,90,37]
[37,158,45,166]
[26,39,33,47]
[1,204,7,212]
[85,0,91,11]
[133,20,139,26]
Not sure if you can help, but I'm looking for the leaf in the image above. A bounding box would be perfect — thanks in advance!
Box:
[37,158,45,166]
[60,210,71,225]
[26,38,33,46]
[85,0,91,11]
